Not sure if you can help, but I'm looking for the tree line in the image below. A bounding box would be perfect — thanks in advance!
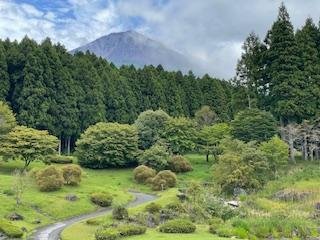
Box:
[0,38,237,153]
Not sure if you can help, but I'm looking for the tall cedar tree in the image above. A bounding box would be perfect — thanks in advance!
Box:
[0,41,9,100]
[264,4,303,123]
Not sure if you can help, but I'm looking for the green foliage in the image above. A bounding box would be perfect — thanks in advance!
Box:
[61,164,82,186]
[133,165,156,184]
[95,228,119,240]
[0,101,16,135]
[95,224,146,240]
[138,143,170,171]
[168,155,192,172]
[151,170,177,191]
[112,206,128,220]
[259,136,288,175]
[0,219,23,238]
[145,202,162,214]
[214,138,269,193]
[208,217,224,234]
[47,155,75,164]
[90,193,113,207]
[134,109,170,149]
[163,117,196,154]
[231,108,277,142]
[36,166,64,192]
[159,219,196,233]
[198,123,231,161]
[0,126,58,169]
[76,122,139,168]
[194,105,217,127]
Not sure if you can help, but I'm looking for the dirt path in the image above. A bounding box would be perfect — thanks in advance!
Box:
[28,192,157,240]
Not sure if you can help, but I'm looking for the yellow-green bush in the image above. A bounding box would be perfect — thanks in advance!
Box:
[36,166,64,192]
[0,219,23,238]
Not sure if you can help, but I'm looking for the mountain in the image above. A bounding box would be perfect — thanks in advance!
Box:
[70,30,197,73]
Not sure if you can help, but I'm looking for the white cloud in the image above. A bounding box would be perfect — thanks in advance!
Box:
[1,0,320,78]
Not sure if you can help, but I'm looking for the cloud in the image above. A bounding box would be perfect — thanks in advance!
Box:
[1,0,320,78]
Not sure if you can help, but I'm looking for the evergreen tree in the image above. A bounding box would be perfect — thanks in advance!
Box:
[0,41,9,100]
[264,3,303,123]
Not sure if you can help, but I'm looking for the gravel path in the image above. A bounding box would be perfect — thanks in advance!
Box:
[28,192,157,240]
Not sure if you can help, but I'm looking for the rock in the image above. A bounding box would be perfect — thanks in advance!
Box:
[65,194,78,202]
[7,212,24,221]
[233,187,247,197]
[177,192,187,202]
[226,200,240,208]
[315,202,320,210]
[32,219,41,224]
[146,213,157,228]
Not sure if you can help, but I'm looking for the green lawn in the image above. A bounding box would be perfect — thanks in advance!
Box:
[0,159,148,237]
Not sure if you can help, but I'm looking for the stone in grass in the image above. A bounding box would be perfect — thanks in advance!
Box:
[65,194,79,202]
[32,219,41,224]
[315,202,320,210]
[7,212,24,221]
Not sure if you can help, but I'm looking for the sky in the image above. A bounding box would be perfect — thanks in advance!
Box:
[0,0,320,79]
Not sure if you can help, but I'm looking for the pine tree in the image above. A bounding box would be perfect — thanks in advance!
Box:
[0,41,9,100]
[264,3,303,123]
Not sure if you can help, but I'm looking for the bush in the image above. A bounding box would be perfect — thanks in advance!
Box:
[91,193,113,207]
[86,219,102,225]
[0,219,23,238]
[47,154,75,164]
[138,143,170,171]
[151,170,177,191]
[145,202,162,214]
[95,225,146,240]
[168,155,192,172]
[95,228,119,240]
[164,202,185,213]
[3,189,14,196]
[76,122,139,168]
[61,164,82,185]
[112,206,128,220]
[208,217,224,234]
[36,166,64,192]
[133,165,156,184]
[159,219,196,233]
[117,224,146,237]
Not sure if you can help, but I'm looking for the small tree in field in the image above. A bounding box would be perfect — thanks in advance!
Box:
[0,126,59,169]
[12,170,28,206]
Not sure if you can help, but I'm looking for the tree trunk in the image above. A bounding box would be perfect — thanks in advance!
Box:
[303,135,308,161]
[67,137,71,155]
[58,138,62,155]
[206,152,209,162]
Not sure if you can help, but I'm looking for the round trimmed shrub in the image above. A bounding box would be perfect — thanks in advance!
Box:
[76,122,139,168]
[112,206,128,220]
[0,219,23,238]
[91,193,113,207]
[145,202,162,214]
[138,143,170,171]
[117,224,146,236]
[133,165,156,184]
[159,219,196,233]
[62,164,82,185]
[36,166,64,192]
[168,155,192,173]
[151,170,177,191]
[47,154,75,164]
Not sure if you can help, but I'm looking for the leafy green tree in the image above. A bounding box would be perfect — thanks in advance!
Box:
[259,135,288,176]
[0,101,16,135]
[134,109,170,149]
[138,142,170,171]
[163,117,196,154]
[198,123,230,162]
[76,122,139,168]
[231,108,277,142]
[214,138,269,194]
[194,105,217,128]
[0,126,58,169]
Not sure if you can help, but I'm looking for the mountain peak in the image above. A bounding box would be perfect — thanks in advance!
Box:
[71,31,196,73]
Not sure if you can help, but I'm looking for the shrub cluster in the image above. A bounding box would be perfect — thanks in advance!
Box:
[151,170,177,191]
[112,206,128,220]
[90,193,113,207]
[46,155,75,164]
[159,219,196,233]
[0,219,24,238]
[138,143,170,171]
[145,202,162,214]
[133,165,156,184]
[36,166,64,192]
[95,224,146,240]
[61,164,82,185]
[168,155,192,172]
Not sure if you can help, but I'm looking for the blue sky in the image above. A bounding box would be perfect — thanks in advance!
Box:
[1,0,319,78]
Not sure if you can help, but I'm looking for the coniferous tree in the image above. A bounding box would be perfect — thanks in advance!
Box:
[0,41,9,100]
